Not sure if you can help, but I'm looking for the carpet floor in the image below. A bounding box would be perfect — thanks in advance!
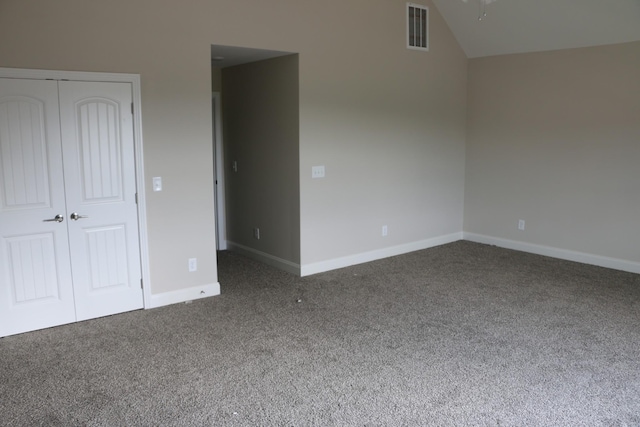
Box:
[1,241,639,426]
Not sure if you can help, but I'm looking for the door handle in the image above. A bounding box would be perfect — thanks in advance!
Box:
[70,212,89,221]
[43,214,64,223]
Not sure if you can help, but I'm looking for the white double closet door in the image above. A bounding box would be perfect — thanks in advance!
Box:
[0,78,143,337]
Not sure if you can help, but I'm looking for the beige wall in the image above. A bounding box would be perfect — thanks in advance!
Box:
[3,0,631,295]
[0,0,467,295]
[299,1,468,265]
[465,42,640,263]
[0,1,222,295]
[222,55,300,265]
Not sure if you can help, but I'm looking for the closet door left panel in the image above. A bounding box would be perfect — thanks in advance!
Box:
[0,78,76,337]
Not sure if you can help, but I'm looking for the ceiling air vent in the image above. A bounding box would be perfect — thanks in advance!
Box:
[407,3,428,51]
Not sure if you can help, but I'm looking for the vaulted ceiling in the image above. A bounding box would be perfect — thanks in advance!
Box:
[431,0,640,58]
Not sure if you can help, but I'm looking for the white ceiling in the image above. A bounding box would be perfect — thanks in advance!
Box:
[431,0,640,58]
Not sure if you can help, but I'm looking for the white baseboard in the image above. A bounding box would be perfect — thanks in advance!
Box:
[224,232,639,278]
[300,232,463,276]
[226,241,301,275]
[463,232,640,275]
[147,282,220,309]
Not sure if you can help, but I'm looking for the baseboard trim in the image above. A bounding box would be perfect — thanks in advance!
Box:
[147,282,221,309]
[300,232,463,276]
[224,233,639,278]
[226,241,301,276]
[463,232,640,274]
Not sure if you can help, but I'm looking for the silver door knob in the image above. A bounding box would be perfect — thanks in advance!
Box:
[43,214,64,223]
[70,212,89,221]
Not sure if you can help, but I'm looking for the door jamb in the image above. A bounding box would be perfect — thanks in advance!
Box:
[212,92,227,250]
[0,67,152,309]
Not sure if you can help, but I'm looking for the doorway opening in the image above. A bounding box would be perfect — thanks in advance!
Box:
[210,44,301,275]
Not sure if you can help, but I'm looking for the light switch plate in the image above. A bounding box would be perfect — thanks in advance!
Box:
[312,165,325,179]
[153,177,162,192]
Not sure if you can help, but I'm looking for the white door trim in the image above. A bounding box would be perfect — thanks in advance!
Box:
[212,92,227,250]
[0,67,152,309]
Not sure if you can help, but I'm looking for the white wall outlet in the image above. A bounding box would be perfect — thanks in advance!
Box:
[312,165,325,179]
[152,176,162,192]
[188,258,197,272]
[518,219,525,231]
[254,227,260,240]
[382,225,388,236]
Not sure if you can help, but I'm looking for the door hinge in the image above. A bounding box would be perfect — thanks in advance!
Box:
[131,103,134,115]
[135,193,138,204]
[140,278,143,289]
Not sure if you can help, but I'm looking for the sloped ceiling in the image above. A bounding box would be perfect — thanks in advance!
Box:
[431,0,640,58]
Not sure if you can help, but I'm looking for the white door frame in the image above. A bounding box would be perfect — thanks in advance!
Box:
[0,67,152,309]
[212,92,227,250]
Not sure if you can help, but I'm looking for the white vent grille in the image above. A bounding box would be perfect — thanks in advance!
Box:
[407,3,428,51]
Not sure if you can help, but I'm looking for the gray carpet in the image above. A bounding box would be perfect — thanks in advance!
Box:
[2,241,640,426]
